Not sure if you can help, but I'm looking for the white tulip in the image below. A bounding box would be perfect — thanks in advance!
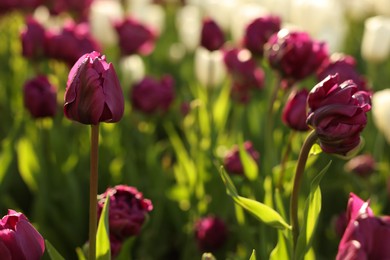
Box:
[372,89,390,144]
[361,16,390,63]
[128,4,166,35]
[372,0,390,16]
[339,0,374,21]
[202,0,239,32]
[261,0,291,21]
[194,47,226,88]
[89,0,124,47]
[119,55,145,88]
[176,5,202,52]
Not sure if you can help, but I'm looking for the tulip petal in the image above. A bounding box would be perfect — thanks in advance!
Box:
[0,239,12,260]
[101,63,124,122]
[15,219,45,260]
[0,229,26,260]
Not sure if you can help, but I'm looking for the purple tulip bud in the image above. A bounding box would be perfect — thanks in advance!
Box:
[131,75,175,114]
[23,75,57,119]
[200,18,225,51]
[282,88,310,131]
[306,74,371,156]
[223,141,260,175]
[45,21,101,66]
[317,53,370,93]
[194,216,227,252]
[20,16,47,60]
[114,17,156,56]
[336,193,390,260]
[97,185,153,241]
[344,154,376,178]
[64,51,124,125]
[243,15,281,57]
[264,29,328,84]
[0,209,45,260]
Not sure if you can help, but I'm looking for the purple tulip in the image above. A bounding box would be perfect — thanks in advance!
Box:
[46,21,101,66]
[264,29,328,85]
[194,216,227,252]
[344,154,376,178]
[114,17,156,56]
[223,141,260,175]
[97,185,153,241]
[0,209,45,260]
[282,88,310,131]
[306,74,371,156]
[243,15,281,57]
[200,18,225,51]
[64,51,124,125]
[317,53,370,93]
[41,0,92,19]
[23,75,57,119]
[131,75,175,114]
[337,193,390,260]
[20,16,47,60]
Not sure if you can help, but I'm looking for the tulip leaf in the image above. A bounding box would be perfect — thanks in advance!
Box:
[16,138,39,192]
[96,194,111,260]
[238,140,259,181]
[76,247,87,260]
[270,230,291,260]
[45,240,65,260]
[219,166,290,230]
[295,161,331,260]
[249,249,256,260]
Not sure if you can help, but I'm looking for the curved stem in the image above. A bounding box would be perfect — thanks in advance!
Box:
[89,124,99,260]
[277,130,296,190]
[290,130,317,250]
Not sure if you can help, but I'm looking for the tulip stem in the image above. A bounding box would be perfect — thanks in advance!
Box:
[277,130,296,190]
[290,130,317,251]
[89,124,99,260]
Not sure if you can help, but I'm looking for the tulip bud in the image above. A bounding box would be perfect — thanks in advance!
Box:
[223,141,260,175]
[194,47,226,88]
[200,17,225,51]
[361,16,390,63]
[20,16,47,61]
[64,51,124,125]
[194,216,227,252]
[307,74,371,156]
[344,154,376,178]
[129,4,166,35]
[372,89,390,144]
[0,209,45,260]
[131,75,175,114]
[282,88,309,131]
[23,75,57,119]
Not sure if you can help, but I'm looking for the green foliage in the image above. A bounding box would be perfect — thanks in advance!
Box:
[96,195,111,260]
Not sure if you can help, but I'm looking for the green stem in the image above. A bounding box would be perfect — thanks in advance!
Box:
[290,130,317,251]
[89,124,99,260]
[277,131,296,190]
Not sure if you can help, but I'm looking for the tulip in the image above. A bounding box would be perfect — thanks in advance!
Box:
[282,88,310,131]
[316,53,370,92]
[41,0,92,19]
[194,216,227,252]
[333,212,348,238]
[129,4,166,35]
[200,17,225,51]
[97,185,153,240]
[194,47,226,88]
[202,0,238,32]
[344,154,376,178]
[64,51,124,125]
[371,89,390,144]
[119,54,145,87]
[242,15,281,57]
[372,0,390,16]
[0,209,45,260]
[223,141,260,175]
[23,75,57,119]
[176,5,202,52]
[20,16,47,60]
[131,75,175,114]
[306,74,371,156]
[361,16,390,63]
[114,16,156,56]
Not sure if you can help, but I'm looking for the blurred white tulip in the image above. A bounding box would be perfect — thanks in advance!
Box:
[129,4,166,35]
[261,0,291,21]
[372,89,390,144]
[176,5,202,52]
[339,0,373,21]
[119,55,145,88]
[202,0,239,32]
[361,16,390,63]
[33,6,66,31]
[194,47,226,88]
[372,0,390,16]
[89,0,124,47]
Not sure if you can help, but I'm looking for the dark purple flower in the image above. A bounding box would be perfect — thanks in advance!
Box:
[223,141,260,175]
[306,74,371,156]
[0,209,45,260]
[41,0,92,19]
[317,53,370,93]
[194,216,227,252]
[20,16,47,60]
[243,15,281,57]
[344,154,376,178]
[264,29,328,85]
[114,17,156,56]
[97,185,153,241]
[64,51,124,125]
[223,48,265,102]
[334,212,348,238]
[336,193,390,260]
[131,75,175,114]
[200,18,225,51]
[23,75,57,119]
[282,88,310,131]
[46,20,101,66]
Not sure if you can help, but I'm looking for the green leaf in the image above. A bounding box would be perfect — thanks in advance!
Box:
[0,138,13,184]
[270,231,291,260]
[16,138,39,191]
[238,141,258,181]
[45,240,65,260]
[308,143,322,156]
[295,161,332,260]
[249,249,256,260]
[96,194,111,260]
[76,247,86,260]
[219,166,290,230]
